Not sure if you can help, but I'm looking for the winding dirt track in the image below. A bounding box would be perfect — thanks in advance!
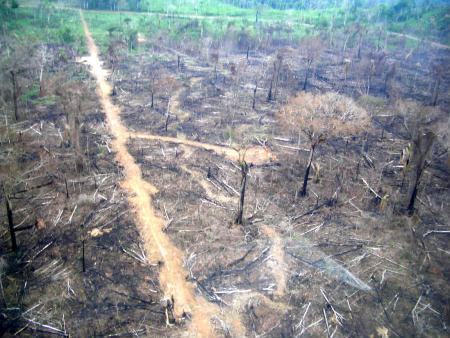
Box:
[79,11,246,337]
[131,131,274,165]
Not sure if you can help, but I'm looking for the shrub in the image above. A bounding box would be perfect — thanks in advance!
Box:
[58,26,75,44]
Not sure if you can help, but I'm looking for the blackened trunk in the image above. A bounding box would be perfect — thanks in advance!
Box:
[431,77,441,106]
[252,84,257,109]
[299,144,315,197]
[10,71,18,121]
[404,131,435,214]
[6,196,17,252]
[64,176,70,199]
[267,79,273,101]
[303,66,310,91]
[235,162,249,225]
[407,175,420,214]
[82,239,86,272]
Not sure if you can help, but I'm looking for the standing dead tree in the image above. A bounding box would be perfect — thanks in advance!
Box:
[10,70,19,121]
[210,51,219,83]
[397,101,442,214]
[267,50,284,101]
[384,62,396,97]
[4,192,17,252]
[299,36,323,92]
[405,130,435,214]
[160,74,178,132]
[235,153,250,225]
[429,61,444,106]
[278,92,369,198]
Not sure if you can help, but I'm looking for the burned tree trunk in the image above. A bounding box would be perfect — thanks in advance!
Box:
[10,70,19,121]
[267,78,274,102]
[431,76,441,106]
[384,63,396,97]
[5,196,17,252]
[405,131,435,214]
[298,143,316,197]
[303,60,312,92]
[252,82,258,110]
[235,161,249,225]
[165,98,171,132]
[267,60,280,101]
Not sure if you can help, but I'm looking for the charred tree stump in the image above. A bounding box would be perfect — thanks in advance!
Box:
[252,83,257,110]
[235,161,249,225]
[298,143,316,197]
[405,131,435,214]
[82,239,86,273]
[10,70,19,121]
[267,79,274,102]
[64,176,70,199]
[5,196,17,252]
[431,76,441,106]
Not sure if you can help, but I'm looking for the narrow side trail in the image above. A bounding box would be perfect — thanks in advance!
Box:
[261,226,287,297]
[79,11,244,337]
[131,131,274,165]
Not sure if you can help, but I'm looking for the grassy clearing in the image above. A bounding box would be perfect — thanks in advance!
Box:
[2,6,85,52]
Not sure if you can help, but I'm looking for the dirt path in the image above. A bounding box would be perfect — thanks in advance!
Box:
[388,31,449,50]
[131,131,274,165]
[79,11,244,337]
[261,226,287,297]
[181,164,236,205]
[130,73,274,166]
[170,77,202,122]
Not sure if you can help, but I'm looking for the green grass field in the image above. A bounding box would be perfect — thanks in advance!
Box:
[3,0,448,58]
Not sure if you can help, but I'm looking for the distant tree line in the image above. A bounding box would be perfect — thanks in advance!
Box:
[79,0,141,11]
[221,0,448,11]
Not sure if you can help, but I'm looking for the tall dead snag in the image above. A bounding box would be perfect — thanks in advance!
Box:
[299,36,323,92]
[384,62,396,97]
[160,74,178,132]
[5,195,17,252]
[10,70,19,121]
[38,44,47,97]
[397,101,442,214]
[430,62,444,106]
[299,138,323,197]
[210,52,219,83]
[252,79,258,110]
[405,131,435,214]
[235,157,249,225]
[278,92,369,198]
[267,51,284,101]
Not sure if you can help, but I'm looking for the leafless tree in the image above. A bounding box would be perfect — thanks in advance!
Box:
[397,101,443,214]
[299,36,323,91]
[429,62,444,106]
[279,92,369,197]
[235,157,250,225]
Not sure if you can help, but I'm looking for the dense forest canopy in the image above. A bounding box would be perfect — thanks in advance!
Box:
[222,0,450,9]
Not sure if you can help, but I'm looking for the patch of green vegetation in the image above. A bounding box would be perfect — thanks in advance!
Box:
[20,83,40,103]
[2,7,85,53]
[35,94,57,106]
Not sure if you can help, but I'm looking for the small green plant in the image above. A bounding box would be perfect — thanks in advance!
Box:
[58,26,75,43]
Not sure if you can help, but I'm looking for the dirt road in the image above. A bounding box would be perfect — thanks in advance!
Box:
[79,10,246,337]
